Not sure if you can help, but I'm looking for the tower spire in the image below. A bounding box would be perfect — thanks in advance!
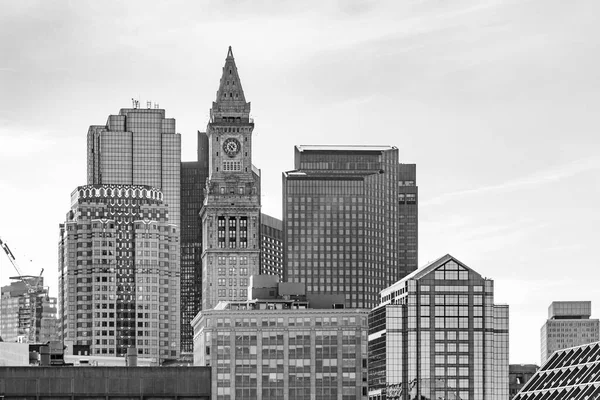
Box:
[212,46,249,119]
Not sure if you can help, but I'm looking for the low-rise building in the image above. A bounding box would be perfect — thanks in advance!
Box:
[192,275,369,400]
[509,364,538,398]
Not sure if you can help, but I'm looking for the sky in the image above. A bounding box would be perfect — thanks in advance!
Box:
[0,0,599,364]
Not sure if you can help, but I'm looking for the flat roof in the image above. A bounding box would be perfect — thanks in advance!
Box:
[296,145,396,152]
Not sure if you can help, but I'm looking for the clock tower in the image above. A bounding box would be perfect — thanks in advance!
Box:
[200,47,261,310]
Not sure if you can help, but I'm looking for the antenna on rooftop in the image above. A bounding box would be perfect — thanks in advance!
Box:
[146,101,152,109]
[131,98,140,109]
[154,103,160,109]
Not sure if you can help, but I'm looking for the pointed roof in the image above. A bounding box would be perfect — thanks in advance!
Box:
[380,254,484,297]
[212,46,250,116]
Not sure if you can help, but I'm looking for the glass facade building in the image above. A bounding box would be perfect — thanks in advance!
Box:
[514,341,600,400]
[87,108,181,229]
[260,213,283,280]
[540,301,599,365]
[283,145,417,309]
[58,184,180,364]
[180,131,209,355]
[200,47,261,310]
[192,282,369,400]
[368,254,509,400]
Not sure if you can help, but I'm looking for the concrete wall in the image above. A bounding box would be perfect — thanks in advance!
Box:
[0,367,211,399]
[0,342,29,366]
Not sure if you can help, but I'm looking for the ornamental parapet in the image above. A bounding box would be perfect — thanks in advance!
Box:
[70,184,164,206]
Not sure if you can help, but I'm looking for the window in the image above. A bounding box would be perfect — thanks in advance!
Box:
[223,160,241,172]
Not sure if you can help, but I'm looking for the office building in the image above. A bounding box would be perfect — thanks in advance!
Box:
[0,279,57,343]
[368,254,509,400]
[540,301,599,364]
[200,47,261,310]
[513,341,600,400]
[0,366,211,400]
[260,213,284,279]
[283,145,417,309]
[86,107,181,229]
[192,275,369,400]
[509,364,538,398]
[180,131,209,355]
[58,184,180,363]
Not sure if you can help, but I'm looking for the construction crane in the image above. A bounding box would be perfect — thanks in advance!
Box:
[0,237,49,343]
[0,237,44,293]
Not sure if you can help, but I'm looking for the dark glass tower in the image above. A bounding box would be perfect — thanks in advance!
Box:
[282,145,417,309]
[179,131,209,355]
[260,213,283,280]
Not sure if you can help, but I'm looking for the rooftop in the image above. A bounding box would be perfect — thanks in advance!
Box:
[296,145,397,152]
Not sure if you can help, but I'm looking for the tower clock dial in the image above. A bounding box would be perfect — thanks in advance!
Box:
[222,138,241,157]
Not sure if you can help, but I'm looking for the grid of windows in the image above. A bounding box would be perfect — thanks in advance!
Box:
[368,256,509,400]
[194,309,368,400]
[283,147,416,309]
[223,160,241,171]
[58,185,180,362]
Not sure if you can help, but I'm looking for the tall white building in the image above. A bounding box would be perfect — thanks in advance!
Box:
[368,254,509,400]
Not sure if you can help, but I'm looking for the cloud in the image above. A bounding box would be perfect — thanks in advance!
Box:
[423,157,600,206]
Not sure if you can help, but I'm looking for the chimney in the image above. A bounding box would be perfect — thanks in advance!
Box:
[126,347,138,367]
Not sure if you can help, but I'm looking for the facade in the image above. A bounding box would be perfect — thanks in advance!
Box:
[200,47,261,310]
[0,366,210,400]
[58,184,180,363]
[368,254,509,400]
[513,341,600,400]
[509,364,538,398]
[192,276,369,400]
[540,301,599,364]
[180,131,210,355]
[86,107,181,229]
[260,213,284,279]
[0,279,57,343]
[283,145,417,309]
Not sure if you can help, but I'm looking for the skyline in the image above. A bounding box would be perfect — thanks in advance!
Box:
[1,0,599,365]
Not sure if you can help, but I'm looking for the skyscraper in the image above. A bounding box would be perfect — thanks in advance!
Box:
[540,301,599,364]
[282,145,417,309]
[368,254,509,400]
[58,184,180,363]
[87,107,181,229]
[180,131,209,355]
[200,47,261,310]
[59,106,181,364]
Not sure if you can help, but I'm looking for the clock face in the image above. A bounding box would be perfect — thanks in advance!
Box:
[222,138,241,157]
